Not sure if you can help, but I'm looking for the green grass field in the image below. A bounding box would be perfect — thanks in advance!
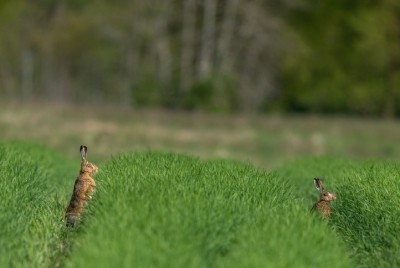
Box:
[1,141,400,267]
[2,103,400,267]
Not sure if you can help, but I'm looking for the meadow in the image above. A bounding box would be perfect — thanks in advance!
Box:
[3,102,400,168]
[1,103,400,267]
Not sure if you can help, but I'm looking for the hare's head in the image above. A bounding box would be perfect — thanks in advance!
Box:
[80,145,98,175]
[314,178,336,201]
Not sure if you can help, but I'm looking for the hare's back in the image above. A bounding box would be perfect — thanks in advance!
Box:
[73,177,87,192]
[315,200,330,216]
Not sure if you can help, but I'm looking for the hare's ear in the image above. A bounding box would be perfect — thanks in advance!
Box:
[314,178,324,192]
[80,145,88,160]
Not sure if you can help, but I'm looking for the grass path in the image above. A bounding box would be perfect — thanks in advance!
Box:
[0,142,77,267]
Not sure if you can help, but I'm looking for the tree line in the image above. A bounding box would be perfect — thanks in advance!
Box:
[0,0,399,116]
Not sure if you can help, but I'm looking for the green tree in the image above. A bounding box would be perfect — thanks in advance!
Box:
[280,0,400,116]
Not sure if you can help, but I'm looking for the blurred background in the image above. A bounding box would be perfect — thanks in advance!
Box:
[1,0,400,168]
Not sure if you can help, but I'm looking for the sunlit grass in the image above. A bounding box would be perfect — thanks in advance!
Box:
[64,152,351,268]
[274,157,400,267]
[0,142,76,267]
[1,142,399,267]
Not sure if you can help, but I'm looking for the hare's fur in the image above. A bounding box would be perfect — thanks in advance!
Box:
[65,145,98,227]
[311,178,336,218]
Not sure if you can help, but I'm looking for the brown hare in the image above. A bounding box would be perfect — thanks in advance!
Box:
[65,145,98,227]
[311,178,336,218]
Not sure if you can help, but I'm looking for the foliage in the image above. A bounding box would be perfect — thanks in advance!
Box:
[2,1,399,115]
[280,0,400,116]
[0,0,280,112]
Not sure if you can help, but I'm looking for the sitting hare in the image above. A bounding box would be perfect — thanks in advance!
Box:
[311,178,336,218]
[65,145,98,227]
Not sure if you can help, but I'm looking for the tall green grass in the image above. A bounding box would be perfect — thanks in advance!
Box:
[65,152,351,268]
[275,157,400,267]
[0,142,76,267]
[3,143,398,267]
